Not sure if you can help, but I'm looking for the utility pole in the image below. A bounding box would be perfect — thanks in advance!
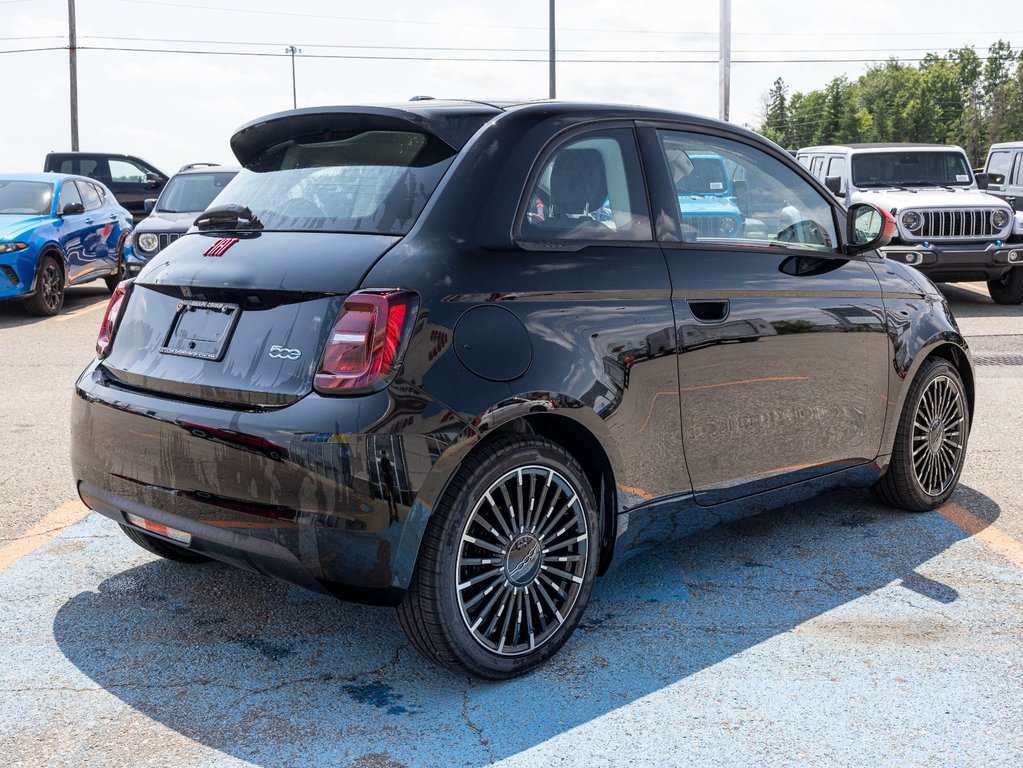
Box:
[68,0,79,150]
[548,0,556,99]
[719,0,731,121]
[285,45,301,109]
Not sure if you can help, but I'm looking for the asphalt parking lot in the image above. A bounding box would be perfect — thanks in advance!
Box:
[1,282,1021,767]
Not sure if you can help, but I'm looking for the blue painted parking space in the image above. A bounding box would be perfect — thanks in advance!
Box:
[2,483,1020,767]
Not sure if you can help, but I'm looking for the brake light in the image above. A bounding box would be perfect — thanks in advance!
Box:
[96,279,134,357]
[314,289,418,393]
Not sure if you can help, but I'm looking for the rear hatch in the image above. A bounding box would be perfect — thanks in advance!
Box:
[100,106,482,408]
[102,231,399,407]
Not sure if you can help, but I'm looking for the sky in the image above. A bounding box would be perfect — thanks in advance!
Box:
[1,0,1020,175]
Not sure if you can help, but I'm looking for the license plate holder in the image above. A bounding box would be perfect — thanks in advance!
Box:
[160,300,240,361]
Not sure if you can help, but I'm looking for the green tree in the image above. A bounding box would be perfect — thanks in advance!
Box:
[762,77,791,146]
[757,42,1023,158]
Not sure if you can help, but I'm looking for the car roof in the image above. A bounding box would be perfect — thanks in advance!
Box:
[173,166,241,177]
[230,99,775,165]
[799,143,967,154]
[0,172,76,183]
[989,141,1023,151]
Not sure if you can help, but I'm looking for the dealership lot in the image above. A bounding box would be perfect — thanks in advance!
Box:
[1,283,1021,767]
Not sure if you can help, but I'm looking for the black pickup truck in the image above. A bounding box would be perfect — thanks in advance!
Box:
[43,152,168,222]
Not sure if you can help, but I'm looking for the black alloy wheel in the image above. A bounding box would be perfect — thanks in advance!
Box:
[119,524,211,563]
[987,266,1023,305]
[397,434,600,679]
[876,358,969,511]
[24,254,65,316]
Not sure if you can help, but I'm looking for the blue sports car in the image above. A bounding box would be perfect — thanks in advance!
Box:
[0,173,133,315]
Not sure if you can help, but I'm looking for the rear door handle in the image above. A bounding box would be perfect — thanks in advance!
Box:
[85,218,94,224]
[687,299,729,323]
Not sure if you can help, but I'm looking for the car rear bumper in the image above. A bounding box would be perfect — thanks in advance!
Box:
[882,242,1023,282]
[71,360,463,605]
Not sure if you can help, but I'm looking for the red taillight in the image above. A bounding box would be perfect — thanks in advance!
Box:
[314,289,418,393]
[96,279,133,357]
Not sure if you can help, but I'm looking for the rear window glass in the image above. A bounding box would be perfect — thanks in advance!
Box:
[157,172,237,213]
[211,130,456,234]
[0,180,53,215]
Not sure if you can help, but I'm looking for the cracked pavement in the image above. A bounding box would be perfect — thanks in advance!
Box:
[1,283,1022,767]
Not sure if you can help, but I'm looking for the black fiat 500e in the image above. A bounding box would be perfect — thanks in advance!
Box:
[71,100,974,679]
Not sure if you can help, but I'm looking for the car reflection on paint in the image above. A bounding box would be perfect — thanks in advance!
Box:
[0,173,132,316]
[72,99,973,680]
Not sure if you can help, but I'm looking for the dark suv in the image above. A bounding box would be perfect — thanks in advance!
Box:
[129,165,239,273]
[71,101,973,679]
[44,152,168,222]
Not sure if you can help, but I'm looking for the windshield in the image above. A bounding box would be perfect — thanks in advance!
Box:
[676,156,730,196]
[0,180,53,215]
[210,129,456,234]
[851,151,974,188]
[157,172,237,213]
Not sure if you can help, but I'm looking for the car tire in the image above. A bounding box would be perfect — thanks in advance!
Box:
[987,266,1023,305]
[119,523,211,563]
[396,434,600,679]
[23,254,65,316]
[875,358,969,512]
[104,254,127,292]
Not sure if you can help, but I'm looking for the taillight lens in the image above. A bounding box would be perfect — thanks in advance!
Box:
[96,279,133,357]
[314,289,418,394]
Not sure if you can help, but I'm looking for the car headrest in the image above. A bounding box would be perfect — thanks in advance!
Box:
[550,148,608,216]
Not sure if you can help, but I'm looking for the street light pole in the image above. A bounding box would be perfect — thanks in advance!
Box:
[719,0,731,122]
[548,0,556,99]
[68,0,79,150]
[285,45,301,109]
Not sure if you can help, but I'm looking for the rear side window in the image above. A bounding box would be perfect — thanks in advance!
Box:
[212,130,456,235]
[519,128,651,242]
[987,150,1012,189]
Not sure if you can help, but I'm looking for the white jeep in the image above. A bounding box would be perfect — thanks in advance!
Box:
[797,143,1023,304]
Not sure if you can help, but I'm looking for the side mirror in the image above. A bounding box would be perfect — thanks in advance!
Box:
[974,172,990,190]
[144,198,156,214]
[61,202,85,216]
[145,172,163,189]
[846,202,896,255]
[824,175,843,195]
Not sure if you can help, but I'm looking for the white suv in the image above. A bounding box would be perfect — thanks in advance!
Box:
[797,143,1023,304]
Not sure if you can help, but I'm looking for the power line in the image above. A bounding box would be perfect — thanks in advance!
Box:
[59,45,1017,65]
[117,0,676,34]
[74,34,1023,56]
[0,46,65,54]
[112,1,1023,40]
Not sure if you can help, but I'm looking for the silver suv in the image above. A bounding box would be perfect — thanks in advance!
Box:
[797,143,1023,304]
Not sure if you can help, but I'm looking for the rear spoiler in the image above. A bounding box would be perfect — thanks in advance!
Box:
[230,105,500,166]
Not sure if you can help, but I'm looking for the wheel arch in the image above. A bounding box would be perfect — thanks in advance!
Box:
[498,413,619,574]
[30,243,67,291]
[925,342,975,427]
